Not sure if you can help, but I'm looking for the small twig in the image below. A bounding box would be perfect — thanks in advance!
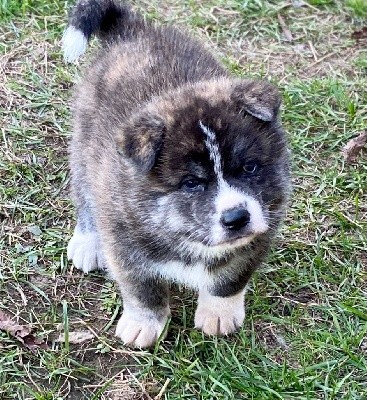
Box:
[77,319,117,352]
[210,6,240,16]
[126,367,154,400]
[155,378,171,400]
[308,41,318,61]
[277,14,293,42]
[15,284,28,306]
[307,51,337,69]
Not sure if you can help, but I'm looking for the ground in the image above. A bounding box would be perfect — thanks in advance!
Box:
[0,0,367,399]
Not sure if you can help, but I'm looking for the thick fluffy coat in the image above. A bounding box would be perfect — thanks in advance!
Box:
[63,0,290,348]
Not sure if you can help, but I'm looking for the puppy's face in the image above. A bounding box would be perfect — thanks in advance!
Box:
[117,78,290,259]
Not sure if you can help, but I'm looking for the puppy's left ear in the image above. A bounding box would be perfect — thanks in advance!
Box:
[116,114,166,171]
[231,80,281,122]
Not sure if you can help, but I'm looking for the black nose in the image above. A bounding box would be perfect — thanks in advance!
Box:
[221,207,251,231]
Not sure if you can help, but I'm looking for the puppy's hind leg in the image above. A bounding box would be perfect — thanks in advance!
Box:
[67,206,104,274]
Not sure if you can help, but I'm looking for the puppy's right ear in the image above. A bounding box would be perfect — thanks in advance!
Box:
[116,114,166,171]
[231,80,281,122]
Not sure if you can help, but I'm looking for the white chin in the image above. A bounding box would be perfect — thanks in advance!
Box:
[185,232,263,259]
[211,234,256,250]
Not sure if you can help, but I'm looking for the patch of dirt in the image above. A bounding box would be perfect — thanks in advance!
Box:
[253,321,302,368]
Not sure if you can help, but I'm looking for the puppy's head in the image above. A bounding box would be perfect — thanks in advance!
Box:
[116,78,290,259]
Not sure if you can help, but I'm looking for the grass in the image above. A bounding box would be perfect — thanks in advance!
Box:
[1,0,366,399]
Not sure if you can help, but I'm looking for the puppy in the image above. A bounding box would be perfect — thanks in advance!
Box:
[63,0,290,348]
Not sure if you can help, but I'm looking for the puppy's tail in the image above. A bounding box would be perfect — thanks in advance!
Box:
[62,0,143,63]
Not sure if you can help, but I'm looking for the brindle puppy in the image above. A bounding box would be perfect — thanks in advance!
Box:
[63,0,291,348]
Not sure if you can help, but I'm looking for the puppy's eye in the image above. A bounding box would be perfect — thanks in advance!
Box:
[243,162,259,175]
[180,177,206,192]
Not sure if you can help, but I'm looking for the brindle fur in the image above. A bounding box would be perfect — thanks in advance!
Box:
[64,0,291,347]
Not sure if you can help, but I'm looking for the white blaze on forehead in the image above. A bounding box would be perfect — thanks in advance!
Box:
[199,121,225,185]
[199,121,268,246]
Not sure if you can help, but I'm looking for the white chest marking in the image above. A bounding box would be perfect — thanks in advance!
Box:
[153,260,212,290]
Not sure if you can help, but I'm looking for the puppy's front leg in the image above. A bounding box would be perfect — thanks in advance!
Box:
[194,287,246,336]
[115,277,170,348]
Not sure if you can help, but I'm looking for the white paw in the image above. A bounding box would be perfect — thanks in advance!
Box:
[115,312,168,348]
[194,289,245,336]
[67,227,103,273]
[195,306,244,336]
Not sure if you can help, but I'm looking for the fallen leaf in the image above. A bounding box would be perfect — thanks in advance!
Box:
[0,310,31,338]
[56,330,94,344]
[23,335,49,350]
[0,310,48,350]
[342,131,367,163]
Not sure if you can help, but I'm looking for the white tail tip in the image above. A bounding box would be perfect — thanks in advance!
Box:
[62,26,88,63]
